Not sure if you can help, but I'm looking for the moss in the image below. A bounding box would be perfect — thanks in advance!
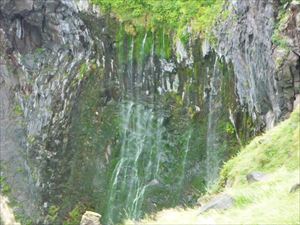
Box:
[0,176,11,194]
[272,2,293,49]
[63,204,87,225]
[13,104,23,117]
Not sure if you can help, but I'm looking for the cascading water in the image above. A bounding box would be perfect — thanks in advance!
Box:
[205,58,223,187]
[74,26,242,224]
[104,31,197,224]
[106,101,165,224]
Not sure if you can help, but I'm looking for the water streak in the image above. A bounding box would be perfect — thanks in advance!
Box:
[206,58,222,187]
[106,101,165,224]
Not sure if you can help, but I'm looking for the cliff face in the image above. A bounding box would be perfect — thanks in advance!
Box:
[0,0,299,224]
[0,0,102,222]
[217,0,299,129]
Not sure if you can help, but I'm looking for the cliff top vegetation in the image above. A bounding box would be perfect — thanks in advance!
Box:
[91,0,225,39]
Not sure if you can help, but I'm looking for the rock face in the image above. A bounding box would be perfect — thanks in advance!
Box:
[217,0,300,129]
[80,211,101,225]
[198,194,234,214]
[0,0,110,222]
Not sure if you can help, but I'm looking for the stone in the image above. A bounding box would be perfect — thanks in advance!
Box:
[265,111,276,130]
[80,211,101,225]
[198,194,234,214]
[246,172,268,183]
[15,0,33,14]
[290,183,300,193]
[294,94,300,109]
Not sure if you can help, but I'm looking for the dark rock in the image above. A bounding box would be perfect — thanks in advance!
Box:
[246,172,268,183]
[198,194,234,214]
[290,183,300,193]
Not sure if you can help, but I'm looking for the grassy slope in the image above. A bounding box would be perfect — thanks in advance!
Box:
[125,108,300,225]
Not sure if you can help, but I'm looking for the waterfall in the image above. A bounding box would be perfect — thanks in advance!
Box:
[178,131,192,190]
[106,101,165,224]
[129,38,135,90]
[103,29,235,224]
[205,58,222,187]
[138,32,147,87]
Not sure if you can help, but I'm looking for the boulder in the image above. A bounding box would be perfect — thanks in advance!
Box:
[246,172,267,183]
[80,211,101,225]
[294,94,300,109]
[290,183,300,193]
[198,194,234,214]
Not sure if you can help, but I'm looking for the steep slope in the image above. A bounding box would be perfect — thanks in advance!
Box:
[126,107,300,225]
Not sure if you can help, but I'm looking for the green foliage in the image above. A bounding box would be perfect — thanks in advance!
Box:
[279,0,293,5]
[63,204,86,225]
[35,47,45,54]
[79,63,89,80]
[225,122,235,135]
[0,176,11,194]
[92,0,225,39]
[219,108,300,188]
[46,205,60,223]
[272,0,293,49]
[13,104,23,116]
[15,215,34,225]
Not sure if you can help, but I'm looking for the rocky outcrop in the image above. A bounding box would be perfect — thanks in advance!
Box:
[273,1,300,120]
[217,0,300,129]
[290,183,300,193]
[246,172,268,183]
[198,194,234,214]
[0,0,110,223]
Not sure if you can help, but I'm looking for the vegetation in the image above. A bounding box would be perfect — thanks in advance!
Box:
[272,0,294,49]
[124,108,300,224]
[92,0,225,39]
[0,176,11,195]
[63,204,87,225]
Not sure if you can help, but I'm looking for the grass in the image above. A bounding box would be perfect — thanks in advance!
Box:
[124,107,300,224]
[91,0,226,41]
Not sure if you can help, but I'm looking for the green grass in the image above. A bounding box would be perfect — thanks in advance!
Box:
[220,107,299,186]
[124,108,300,224]
[91,0,225,40]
